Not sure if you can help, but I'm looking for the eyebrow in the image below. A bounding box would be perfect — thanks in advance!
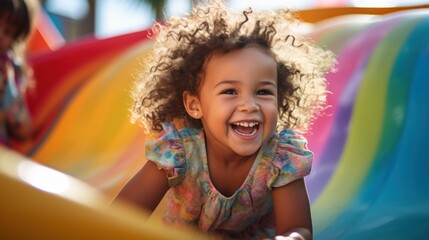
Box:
[214,80,238,88]
[214,79,277,88]
[259,80,277,87]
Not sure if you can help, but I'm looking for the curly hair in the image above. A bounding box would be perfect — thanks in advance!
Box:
[131,0,336,134]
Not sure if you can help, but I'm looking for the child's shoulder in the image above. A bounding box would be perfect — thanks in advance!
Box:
[177,125,202,139]
[144,123,205,186]
[264,129,313,188]
[145,123,204,160]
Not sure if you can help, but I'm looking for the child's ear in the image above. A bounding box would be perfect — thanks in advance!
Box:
[183,91,202,119]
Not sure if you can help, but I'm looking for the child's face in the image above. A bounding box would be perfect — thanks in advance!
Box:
[0,17,17,54]
[195,46,278,157]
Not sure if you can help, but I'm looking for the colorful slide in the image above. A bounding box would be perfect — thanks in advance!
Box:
[1,6,429,239]
[306,9,429,239]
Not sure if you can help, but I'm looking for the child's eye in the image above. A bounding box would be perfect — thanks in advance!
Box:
[257,89,274,95]
[221,89,237,95]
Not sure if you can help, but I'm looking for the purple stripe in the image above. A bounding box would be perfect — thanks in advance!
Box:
[307,17,402,202]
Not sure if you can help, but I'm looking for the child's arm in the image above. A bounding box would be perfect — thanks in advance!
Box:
[5,112,32,140]
[116,160,170,212]
[272,178,312,240]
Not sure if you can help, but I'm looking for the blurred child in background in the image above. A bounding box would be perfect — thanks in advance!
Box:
[0,0,36,146]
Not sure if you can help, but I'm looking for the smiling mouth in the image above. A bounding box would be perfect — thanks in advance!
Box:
[231,121,260,136]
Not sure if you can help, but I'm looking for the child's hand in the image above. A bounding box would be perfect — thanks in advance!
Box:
[3,109,32,140]
[263,232,307,240]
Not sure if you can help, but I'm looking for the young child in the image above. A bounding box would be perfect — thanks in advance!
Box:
[0,0,34,146]
[118,1,335,239]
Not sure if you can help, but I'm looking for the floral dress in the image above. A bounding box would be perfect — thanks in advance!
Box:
[0,52,31,146]
[145,123,313,239]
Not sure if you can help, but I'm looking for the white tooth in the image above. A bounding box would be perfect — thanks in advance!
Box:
[234,122,259,127]
[233,122,259,127]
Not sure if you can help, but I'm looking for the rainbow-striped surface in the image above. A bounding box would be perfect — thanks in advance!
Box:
[2,7,429,239]
[14,30,155,197]
[306,9,429,239]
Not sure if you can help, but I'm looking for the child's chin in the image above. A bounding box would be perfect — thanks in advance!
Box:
[233,145,261,157]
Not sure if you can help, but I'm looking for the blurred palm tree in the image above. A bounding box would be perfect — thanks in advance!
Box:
[40,0,204,40]
[140,0,167,21]
[40,0,96,40]
[83,0,96,36]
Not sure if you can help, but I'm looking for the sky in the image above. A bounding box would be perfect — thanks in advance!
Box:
[96,0,299,38]
[44,0,429,38]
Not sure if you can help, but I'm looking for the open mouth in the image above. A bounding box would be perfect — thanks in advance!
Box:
[231,121,260,137]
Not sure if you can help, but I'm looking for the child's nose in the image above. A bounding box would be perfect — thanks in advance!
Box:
[237,96,259,112]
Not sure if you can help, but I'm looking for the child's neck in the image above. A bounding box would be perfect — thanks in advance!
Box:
[205,143,259,197]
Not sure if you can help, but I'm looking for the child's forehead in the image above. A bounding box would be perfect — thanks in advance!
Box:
[202,46,278,82]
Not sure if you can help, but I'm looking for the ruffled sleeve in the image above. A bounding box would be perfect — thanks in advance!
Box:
[145,123,186,187]
[269,129,313,188]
